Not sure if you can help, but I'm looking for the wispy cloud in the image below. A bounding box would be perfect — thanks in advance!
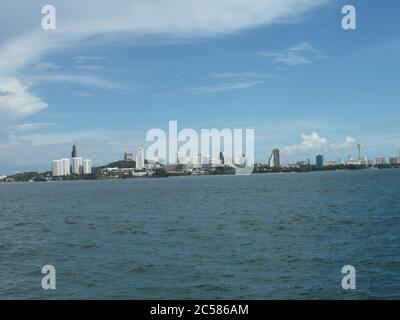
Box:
[75,65,104,71]
[32,61,62,72]
[209,72,275,81]
[184,81,261,94]
[257,41,325,65]
[0,0,328,125]
[26,74,129,91]
[74,56,108,64]
[183,71,274,94]
[71,90,93,98]
[7,123,53,131]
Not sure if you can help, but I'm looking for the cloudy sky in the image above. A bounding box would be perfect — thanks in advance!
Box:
[1,0,400,173]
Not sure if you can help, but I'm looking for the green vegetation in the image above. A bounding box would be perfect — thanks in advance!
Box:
[97,160,136,169]
[11,171,50,182]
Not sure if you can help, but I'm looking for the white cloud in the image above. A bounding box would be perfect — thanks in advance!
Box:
[331,136,356,150]
[0,1,328,121]
[0,78,48,121]
[283,132,356,155]
[0,1,328,75]
[257,41,325,65]
[0,0,329,170]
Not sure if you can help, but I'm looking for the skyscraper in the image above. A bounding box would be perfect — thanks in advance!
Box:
[268,149,280,168]
[71,144,78,158]
[136,147,145,169]
[316,154,324,166]
[219,152,225,165]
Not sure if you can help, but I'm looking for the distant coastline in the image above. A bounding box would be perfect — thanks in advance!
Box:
[1,161,399,184]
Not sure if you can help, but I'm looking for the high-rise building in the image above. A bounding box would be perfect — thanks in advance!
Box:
[71,144,78,158]
[71,157,83,174]
[219,152,225,165]
[83,159,92,174]
[61,158,71,176]
[52,159,70,177]
[52,160,62,177]
[316,154,324,166]
[136,147,145,169]
[268,149,280,168]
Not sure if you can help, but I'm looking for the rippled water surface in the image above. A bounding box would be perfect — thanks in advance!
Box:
[1,169,400,299]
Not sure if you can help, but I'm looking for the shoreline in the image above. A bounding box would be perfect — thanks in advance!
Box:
[1,166,399,184]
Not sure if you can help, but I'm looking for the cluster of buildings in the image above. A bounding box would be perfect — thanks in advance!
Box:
[52,144,92,177]
[161,151,250,174]
[314,155,400,167]
[376,156,400,165]
[115,148,250,176]
[265,145,400,169]
[124,147,145,169]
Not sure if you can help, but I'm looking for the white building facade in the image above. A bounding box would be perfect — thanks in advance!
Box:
[83,159,92,174]
[72,157,83,174]
[61,158,70,176]
[52,160,62,177]
[136,147,145,169]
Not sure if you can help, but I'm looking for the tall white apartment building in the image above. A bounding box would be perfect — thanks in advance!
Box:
[71,157,83,174]
[136,147,145,169]
[61,158,70,176]
[83,159,92,174]
[52,160,63,177]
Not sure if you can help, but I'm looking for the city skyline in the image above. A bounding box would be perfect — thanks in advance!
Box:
[2,136,400,176]
[1,0,400,174]
[53,142,400,170]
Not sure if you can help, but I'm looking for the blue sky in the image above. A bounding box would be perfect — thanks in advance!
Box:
[1,0,400,173]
